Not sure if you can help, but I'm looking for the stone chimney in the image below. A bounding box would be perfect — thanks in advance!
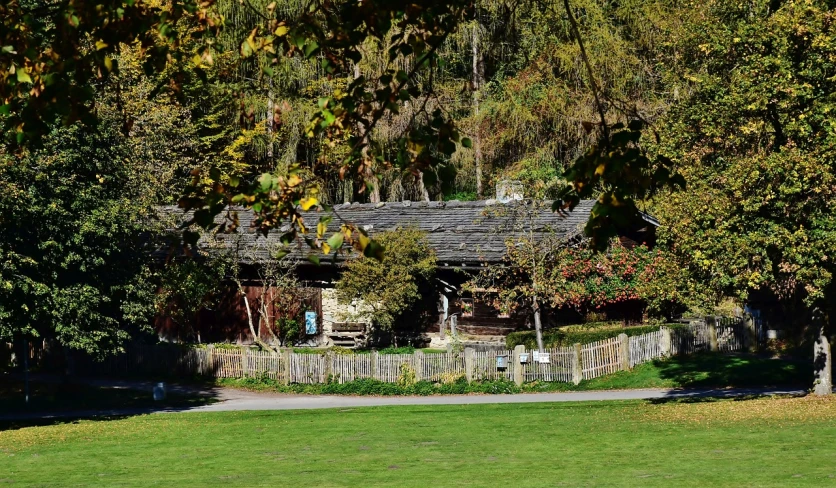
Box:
[496,180,524,203]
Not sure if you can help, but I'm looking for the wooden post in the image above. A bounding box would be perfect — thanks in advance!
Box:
[660,327,672,357]
[450,315,457,337]
[744,313,758,353]
[283,348,293,385]
[572,343,582,385]
[439,294,448,340]
[707,316,719,352]
[512,345,525,386]
[324,351,334,383]
[205,345,214,377]
[370,351,379,380]
[241,348,249,377]
[618,333,631,371]
[413,350,425,381]
[464,348,475,383]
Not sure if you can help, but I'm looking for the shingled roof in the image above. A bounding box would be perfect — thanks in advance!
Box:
[159,199,606,266]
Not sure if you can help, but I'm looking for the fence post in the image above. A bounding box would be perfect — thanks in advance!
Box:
[241,348,249,377]
[660,327,672,357]
[370,351,379,380]
[707,316,719,352]
[283,348,293,385]
[414,350,424,381]
[464,348,475,383]
[744,313,758,353]
[572,343,582,385]
[205,344,214,377]
[324,351,334,383]
[618,333,631,371]
[512,345,525,386]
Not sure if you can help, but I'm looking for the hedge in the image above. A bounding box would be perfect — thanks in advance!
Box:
[219,376,524,395]
[505,323,688,349]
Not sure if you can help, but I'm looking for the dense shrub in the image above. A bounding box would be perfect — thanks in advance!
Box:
[220,376,524,396]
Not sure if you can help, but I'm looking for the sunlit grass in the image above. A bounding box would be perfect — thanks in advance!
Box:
[2,396,836,486]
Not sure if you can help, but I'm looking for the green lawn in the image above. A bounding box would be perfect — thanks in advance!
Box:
[2,396,836,486]
[540,353,812,392]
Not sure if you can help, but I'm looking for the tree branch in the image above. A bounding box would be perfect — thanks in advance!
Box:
[561,0,610,144]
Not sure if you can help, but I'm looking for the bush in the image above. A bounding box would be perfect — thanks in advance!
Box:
[506,323,686,349]
[218,376,524,396]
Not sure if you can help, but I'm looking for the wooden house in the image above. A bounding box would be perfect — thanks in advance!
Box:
[155,199,657,347]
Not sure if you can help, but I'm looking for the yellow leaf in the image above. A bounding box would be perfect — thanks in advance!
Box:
[595,164,606,176]
[322,243,331,254]
[16,68,31,84]
[317,221,327,238]
[359,233,371,250]
[96,40,109,51]
[300,196,317,210]
[274,25,289,37]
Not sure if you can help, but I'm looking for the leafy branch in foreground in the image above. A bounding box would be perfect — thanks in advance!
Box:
[177,0,475,257]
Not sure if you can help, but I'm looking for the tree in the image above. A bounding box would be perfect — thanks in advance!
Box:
[229,241,310,352]
[335,228,437,346]
[156,255,229,344]
[0,122,158,356]
[468,201,566,351]
[648,0,836,392]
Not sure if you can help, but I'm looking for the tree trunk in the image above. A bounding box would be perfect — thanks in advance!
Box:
[533,295,545,352]
[814,319,832,396]
[354,63,380,203]
[266,78,274,161]
[417,171,430,202]
[243,295,278,354]
[472,22,483,199]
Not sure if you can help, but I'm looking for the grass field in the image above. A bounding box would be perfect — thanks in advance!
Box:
[2,396,836,486]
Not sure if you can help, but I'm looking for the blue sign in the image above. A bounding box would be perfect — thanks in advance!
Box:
[305,311,317,335]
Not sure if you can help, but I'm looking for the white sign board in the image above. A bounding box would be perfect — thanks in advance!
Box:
[519,353,529,363]
[538,353,551,364]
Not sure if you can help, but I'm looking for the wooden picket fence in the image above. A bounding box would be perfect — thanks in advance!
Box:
[73,317,752,385]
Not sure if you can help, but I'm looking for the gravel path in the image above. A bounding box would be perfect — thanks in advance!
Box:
[0,374,812,421]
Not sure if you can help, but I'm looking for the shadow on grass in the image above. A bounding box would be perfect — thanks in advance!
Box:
[0,374,222,430]
[653,353,812,389]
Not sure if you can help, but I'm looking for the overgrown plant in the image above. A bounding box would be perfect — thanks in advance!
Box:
[336,228,437,347]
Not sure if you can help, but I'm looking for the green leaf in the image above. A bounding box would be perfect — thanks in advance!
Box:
[363,240,385,261]
[461,138,473,148]
[308,254,321,265]
[326,233,344,251]
[257,173,273,192]
[303,41,320,58]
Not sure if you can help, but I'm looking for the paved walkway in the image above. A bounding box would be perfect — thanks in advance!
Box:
[0,374,812,422]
